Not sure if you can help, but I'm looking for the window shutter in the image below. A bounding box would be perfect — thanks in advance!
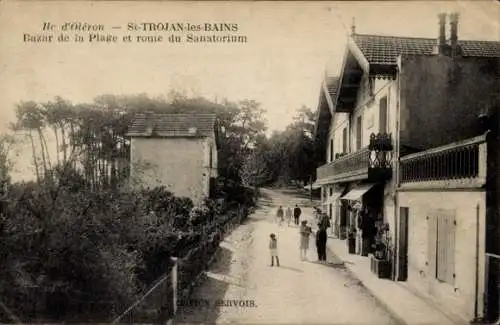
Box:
[427,214,437,278]
[436,214,447,281]
[445,211,456,285]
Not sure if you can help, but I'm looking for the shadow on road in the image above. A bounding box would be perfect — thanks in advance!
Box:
[305,260,346,269]
[275,265,303,273]
[175,246,234,324]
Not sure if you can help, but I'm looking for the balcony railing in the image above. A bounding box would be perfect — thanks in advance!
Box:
[317,133,393,183]
[400,134,487,186]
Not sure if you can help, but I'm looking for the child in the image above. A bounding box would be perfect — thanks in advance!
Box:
[276,206,284,227]
[269,233,280,267]
[285,207,293,226]
[299,221,312,260]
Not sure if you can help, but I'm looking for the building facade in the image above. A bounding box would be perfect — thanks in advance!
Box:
[313,14,500,323]
[127,113,219,205]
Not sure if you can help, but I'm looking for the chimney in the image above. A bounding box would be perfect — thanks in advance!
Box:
[434,13,447,55]
[449,13,460,57]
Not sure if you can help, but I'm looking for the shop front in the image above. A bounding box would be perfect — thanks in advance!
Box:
[340,182,385,257]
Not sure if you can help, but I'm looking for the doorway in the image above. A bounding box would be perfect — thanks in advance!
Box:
[398,207,409,281]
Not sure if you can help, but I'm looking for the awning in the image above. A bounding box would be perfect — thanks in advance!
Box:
[311,181,322,190]
[341,183,376,201]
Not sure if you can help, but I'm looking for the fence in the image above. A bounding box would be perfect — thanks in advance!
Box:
[400,134,487,185]
[111,204,248,324]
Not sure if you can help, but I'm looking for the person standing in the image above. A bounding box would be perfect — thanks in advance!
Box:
[269,233,280,267]
[293,204,302,226]
[276,206,284,227]
[299,220,312,260]
[285,207,293,226]
[316,224,328,262]
[319,212,331,230]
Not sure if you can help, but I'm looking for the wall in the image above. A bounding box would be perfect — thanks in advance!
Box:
[397,190,486,322]
[399,55,499,150]
[130,136,212,205]
[330,113,349,160]
[349,76,397,152]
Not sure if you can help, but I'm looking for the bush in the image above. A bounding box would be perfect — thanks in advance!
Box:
[0,177,197,321]
[0,168,257,322]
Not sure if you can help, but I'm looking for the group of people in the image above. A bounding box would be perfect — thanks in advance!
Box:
[275,205,302,227]
[269,205,331,266]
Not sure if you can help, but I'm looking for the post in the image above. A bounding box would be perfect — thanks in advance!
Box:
[474,204,480,320]
[170,256,178,322]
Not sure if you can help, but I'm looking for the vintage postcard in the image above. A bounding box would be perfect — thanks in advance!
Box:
[0,1,499,324]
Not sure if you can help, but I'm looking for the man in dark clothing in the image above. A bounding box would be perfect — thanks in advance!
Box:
[293,205,301,225]
[319,213,331,230]
[316,224,328,261]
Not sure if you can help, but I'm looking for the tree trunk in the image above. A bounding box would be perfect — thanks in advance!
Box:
[53,126,60,165]
[40,131,52,173]
[61,125,67,163]
[28,129,41,184]
[37,129,48,178]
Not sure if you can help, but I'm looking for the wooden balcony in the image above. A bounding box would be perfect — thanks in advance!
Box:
[316,133,393,184]
[399,134,487,189]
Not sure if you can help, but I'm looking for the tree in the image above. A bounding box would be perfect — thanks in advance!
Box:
[247,106,318,186]
[0,134,16,195]
[12,93,268,190]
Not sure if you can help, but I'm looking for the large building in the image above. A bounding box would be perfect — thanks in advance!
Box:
[313,14,500,323]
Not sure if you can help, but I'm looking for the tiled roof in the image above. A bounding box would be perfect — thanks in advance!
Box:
[127,113,217,137]
[352,34,500,65]
[325,76,340,103]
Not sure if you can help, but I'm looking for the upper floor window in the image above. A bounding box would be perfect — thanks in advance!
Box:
[379,96,388,134]
[209,144,213,168]
[356,116,362,150]
[330,139,334,162]
[342,127,348,153]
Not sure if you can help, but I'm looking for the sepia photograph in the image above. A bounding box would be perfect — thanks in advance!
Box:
[0,1,499,324]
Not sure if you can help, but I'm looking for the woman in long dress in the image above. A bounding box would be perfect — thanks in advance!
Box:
[299,220,312,260]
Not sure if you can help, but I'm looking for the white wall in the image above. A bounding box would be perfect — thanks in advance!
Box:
[130,136,215,205]
[397,190,486,322]
[348,76,395,152]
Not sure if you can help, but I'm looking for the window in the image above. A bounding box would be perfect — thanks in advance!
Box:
[342,127,348,153]
[356,116,362,150]
[330,139,334,162]
[379,96,388,134]
[329,187,333,196]
[209,145,213,168]
[427,210,456,285]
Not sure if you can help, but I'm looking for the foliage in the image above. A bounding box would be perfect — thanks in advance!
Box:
[242,106,317,186]
[0,158,257,322]
[11,93,268,190]
[1,91,263,321]
[0,134,16,195]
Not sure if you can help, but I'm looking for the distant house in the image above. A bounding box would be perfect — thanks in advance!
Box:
[313,13,500,323]
[126,113,219,205]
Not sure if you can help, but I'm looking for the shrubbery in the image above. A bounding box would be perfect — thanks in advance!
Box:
[0,172,257,322]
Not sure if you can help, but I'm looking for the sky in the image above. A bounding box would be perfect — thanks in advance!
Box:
[0,0,498,180]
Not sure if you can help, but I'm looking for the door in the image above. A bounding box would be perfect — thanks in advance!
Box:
[342,127,348,153]
[379,96,388,134]
[356,116,362,150]
[398,207,409,281]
